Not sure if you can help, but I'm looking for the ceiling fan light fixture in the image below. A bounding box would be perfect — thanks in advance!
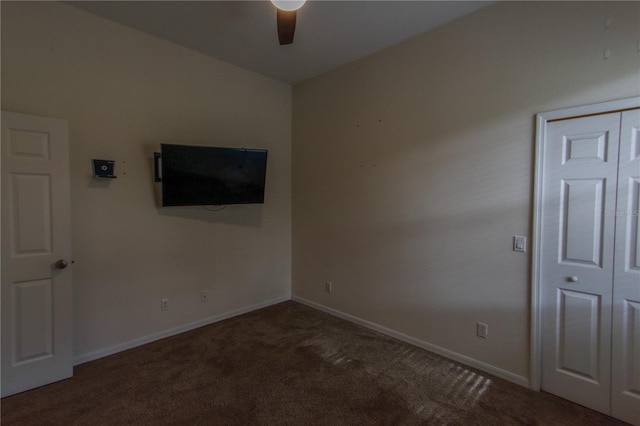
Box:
[271,0,306,12]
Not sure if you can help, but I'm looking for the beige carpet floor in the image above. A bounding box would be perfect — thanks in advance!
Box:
[0,301,627,425]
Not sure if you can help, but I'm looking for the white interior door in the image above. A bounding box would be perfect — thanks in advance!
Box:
[540,113,621,414]
[611,109,640,424]
[1,111,73,397]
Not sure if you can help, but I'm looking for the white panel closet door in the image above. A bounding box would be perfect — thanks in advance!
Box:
[540,113,621,414]
[611,109,640,425]
[1,111,73,397]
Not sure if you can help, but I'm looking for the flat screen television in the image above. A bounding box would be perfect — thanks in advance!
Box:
[159,143,268,207]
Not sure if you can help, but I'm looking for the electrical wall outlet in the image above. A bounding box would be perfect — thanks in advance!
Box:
[477,322,488,339]
[161,298,169,311]
[325,281,332,294]
[201,290,209,302]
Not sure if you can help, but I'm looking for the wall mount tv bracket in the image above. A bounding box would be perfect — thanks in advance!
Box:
[92,159,117,179]
[153,152,162,182]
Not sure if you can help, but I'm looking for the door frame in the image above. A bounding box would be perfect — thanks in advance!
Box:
[530,96,640,391]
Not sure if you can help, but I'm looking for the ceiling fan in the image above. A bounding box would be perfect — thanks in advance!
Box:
[271,0,306,45]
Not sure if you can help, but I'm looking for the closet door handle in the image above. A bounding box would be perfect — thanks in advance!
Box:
[566,276,579,283]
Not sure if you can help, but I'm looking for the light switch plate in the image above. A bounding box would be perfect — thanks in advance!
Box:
[513,236,526,252]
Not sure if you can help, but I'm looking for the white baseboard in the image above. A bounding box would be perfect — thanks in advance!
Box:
[75,294,530,389]
[292,296,530,388]
[73,295,290,366]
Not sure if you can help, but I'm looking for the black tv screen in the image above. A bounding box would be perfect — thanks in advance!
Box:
[160,144,268,206]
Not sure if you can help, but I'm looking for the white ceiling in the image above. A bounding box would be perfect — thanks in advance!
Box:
[69,1,492,85]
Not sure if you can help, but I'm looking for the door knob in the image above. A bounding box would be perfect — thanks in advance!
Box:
[54,259,68,270]
[566,276,579,283]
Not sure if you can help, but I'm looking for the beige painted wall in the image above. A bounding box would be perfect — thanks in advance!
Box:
[2,2,292,358]
[292,1,640,380]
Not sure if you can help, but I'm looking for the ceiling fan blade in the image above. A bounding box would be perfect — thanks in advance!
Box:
[276,9,296,45]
